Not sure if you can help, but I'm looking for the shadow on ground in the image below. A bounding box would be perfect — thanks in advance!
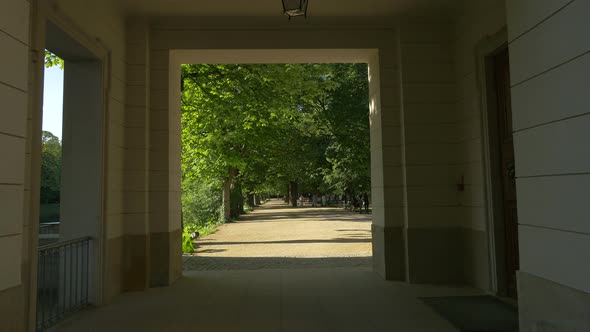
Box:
[196,238,371,246]
[183,256,372,271]
[238,211,372,223]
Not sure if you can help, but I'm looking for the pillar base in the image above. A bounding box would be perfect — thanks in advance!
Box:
[371,224,405,280]
[150,229,182,287]
[406,227,464,284]
[0,285,25,331]
[105,236,123,303]
[518,271,590,331]
[122,234,150,291]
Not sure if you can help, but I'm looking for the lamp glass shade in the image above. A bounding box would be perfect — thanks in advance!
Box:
[282,0,308,17]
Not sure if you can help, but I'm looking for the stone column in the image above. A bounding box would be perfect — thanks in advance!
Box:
[121,18,152,291]
[0,1,30,329]
[369,35,406,280]
[148,31,182,287]
[60,60,104,303]
[397,23,464,284]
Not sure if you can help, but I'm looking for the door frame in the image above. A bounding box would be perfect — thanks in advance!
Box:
[28,1,111,329]
[475,27,512,297]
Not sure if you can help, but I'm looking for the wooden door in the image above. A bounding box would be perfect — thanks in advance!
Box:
[493,48,519,298]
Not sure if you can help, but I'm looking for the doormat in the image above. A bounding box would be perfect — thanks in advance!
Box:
[420,295,518,332]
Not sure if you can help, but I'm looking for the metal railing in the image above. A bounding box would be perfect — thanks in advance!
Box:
[39,222,60,235]
[36,237,91,331]
[38,222,60,246]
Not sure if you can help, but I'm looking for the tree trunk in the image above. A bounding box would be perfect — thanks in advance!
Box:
[255,194,262,206]
[222,177,232,221]
[230,173,243,218]
[289,181,298,207]
[284,185,290,203]
[237,177,244,214]
[222,168,238,221]
[247,193,255,208]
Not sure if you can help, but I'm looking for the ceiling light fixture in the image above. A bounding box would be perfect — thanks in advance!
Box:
[282,0,308,20]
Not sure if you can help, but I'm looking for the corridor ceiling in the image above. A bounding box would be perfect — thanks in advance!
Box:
[123,0,458,17]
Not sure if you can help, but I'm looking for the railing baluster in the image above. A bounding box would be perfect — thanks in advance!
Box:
[41,251,46,329]
[68,242,72,313]
[36,252,41,330]
[53,248,57,324]
[73,244,79,308]
[49,250,53,323]
[84,240,89,305]
[61,245,66,320]
[44,250,49,328]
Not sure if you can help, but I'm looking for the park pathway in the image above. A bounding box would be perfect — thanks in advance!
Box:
[183,199,372,271]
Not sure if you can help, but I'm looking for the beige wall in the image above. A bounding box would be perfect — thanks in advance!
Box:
[0,0,29,291]
[455,0,506,232]
[50,0,128,301]
[453,0,507,290]
[54,0,127,238]
[0,0,30,330]
[150,19,402,272]
[507,0,590,293]
[146,17,507,285]
[392,0,507,288]
[397,21,464,284]
[403,23,456,211]
[506,0,590,328]
[5,1,128,326]
[1,0,128,327]
[147,20,405,281]
[120,18,151,291]
[399,22,457,230]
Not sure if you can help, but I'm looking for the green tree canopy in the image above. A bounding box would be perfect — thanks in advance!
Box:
[40,131,62,203]
[180,63,370,231]
[45,50,64,69]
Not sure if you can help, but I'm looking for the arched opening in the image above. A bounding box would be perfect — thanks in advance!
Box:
[35,20,106,330]
[167,49,384,274]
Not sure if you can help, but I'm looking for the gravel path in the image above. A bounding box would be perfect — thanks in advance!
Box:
[183,200,372,271]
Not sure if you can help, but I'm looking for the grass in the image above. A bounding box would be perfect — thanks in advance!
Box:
[183,200,268,253]
[195,222,221,237]
[40,204,60,223]
[183,221,223,254]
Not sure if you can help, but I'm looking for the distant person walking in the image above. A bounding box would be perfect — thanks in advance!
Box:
[362,193,369,214]
[352,195,360,213]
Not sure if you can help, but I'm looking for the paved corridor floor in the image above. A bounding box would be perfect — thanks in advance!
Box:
[55,268,480,332]
[54,200,480,331]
